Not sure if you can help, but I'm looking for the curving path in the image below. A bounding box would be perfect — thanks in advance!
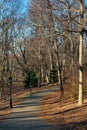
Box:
[0,87,59,130]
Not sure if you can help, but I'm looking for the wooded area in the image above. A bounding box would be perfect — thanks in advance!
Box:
[0,0,87,129]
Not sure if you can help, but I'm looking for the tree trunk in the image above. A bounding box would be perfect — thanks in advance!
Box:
[0,87,2,99]
[56,49,64,98]
[49,49,53,70]
[41,65,44,83]
[45,74,49,84]
[78,0,84,105]
[56,61,60,84]
[78,33,83,105]
[59,65,64,99]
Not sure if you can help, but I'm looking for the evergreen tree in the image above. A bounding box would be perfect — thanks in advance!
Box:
[23,70,38,89]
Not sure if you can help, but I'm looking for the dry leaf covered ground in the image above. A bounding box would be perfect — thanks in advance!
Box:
[39,70,87,130]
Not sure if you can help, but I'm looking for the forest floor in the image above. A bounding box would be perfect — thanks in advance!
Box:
[0,68,87,129]
[39,69,87,130]
[39,89,87,130]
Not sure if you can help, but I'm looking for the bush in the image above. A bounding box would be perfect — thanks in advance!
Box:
[23,70,38,89]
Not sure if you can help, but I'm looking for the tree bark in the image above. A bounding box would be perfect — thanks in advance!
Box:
[78,0,84,105]
[78,33,83,105]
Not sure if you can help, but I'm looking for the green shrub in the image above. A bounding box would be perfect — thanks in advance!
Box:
[83,62,87,67]
[23,70,38,89]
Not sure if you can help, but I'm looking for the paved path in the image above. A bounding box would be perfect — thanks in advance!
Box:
[0,87,59,130]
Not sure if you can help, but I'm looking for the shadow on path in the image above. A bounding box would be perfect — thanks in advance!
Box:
[0,87,59,130]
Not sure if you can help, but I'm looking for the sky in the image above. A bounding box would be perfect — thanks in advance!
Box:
[21,0,29,13]
[85,0,87,5]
